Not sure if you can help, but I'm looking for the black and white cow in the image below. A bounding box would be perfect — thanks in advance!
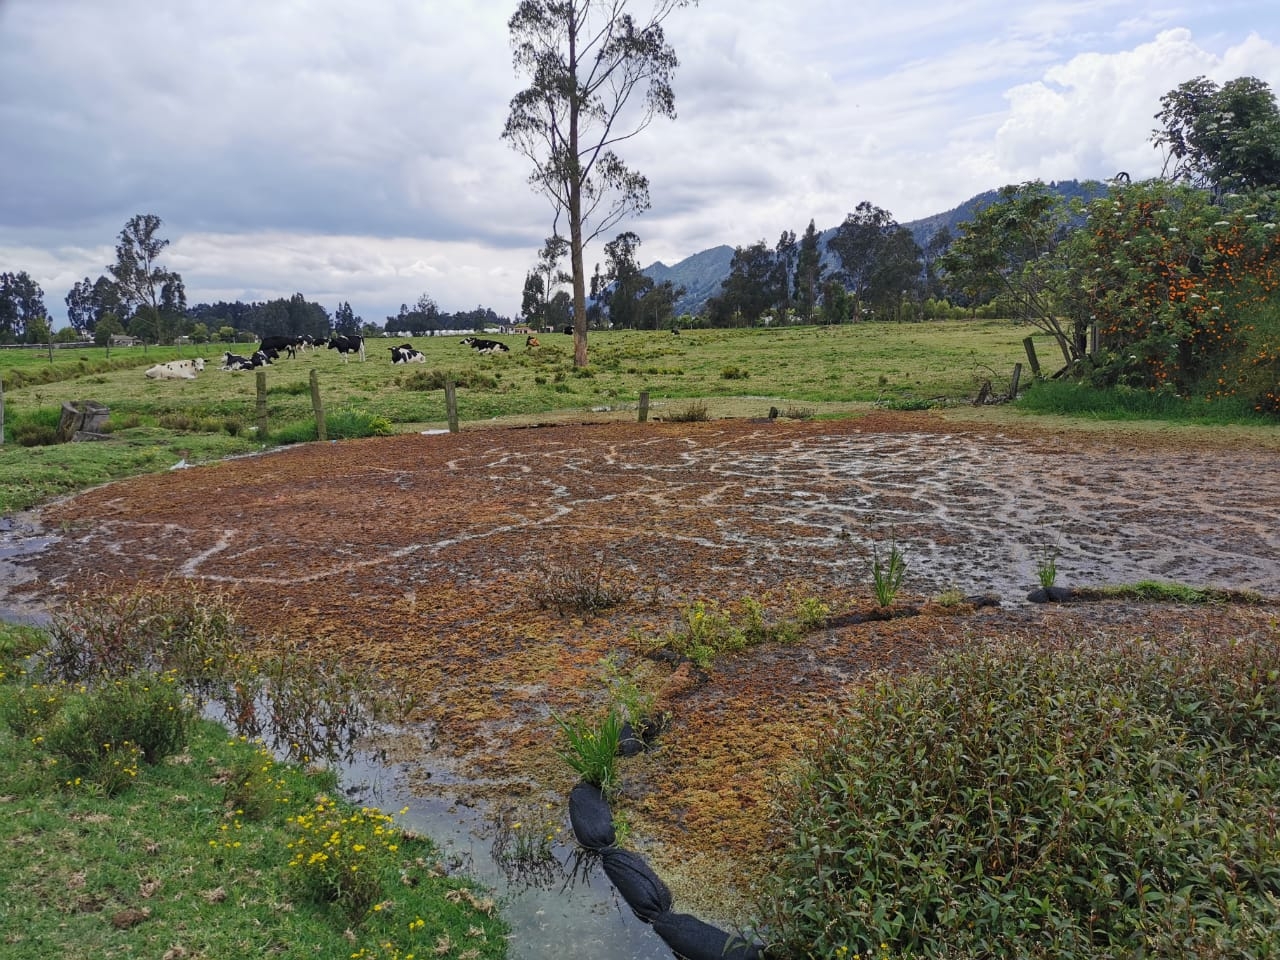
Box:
[389,343,426,364]
[258,335,304,359]
[461,336,510,355]
[328,334,366,362]
[222,351,273,371]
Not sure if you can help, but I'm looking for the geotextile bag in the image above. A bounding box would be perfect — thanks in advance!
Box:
[568,781,616,851]
[600,847,672,923]
[652,911,765,960]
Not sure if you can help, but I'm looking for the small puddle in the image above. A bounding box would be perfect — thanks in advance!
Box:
[0,514,58,627]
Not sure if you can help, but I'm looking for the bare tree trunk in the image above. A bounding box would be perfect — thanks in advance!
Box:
[568,14,588,368]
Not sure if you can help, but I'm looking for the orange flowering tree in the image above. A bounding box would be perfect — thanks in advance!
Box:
[1066,181,1280,413]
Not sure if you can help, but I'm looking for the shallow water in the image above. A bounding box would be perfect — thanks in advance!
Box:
[338,748,676,960]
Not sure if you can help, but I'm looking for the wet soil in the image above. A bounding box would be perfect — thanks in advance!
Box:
[6,410,1279,921]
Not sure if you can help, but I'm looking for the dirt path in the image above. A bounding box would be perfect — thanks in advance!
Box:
[7,410,1279,919]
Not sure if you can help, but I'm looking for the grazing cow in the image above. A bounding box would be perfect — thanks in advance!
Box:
[562,325,573,335]
[258,335,303,359]
[328,334,366,362]
[525,335,541,349]
[389,344,426,364]
[461,336,510,355]
[145,358,206,380]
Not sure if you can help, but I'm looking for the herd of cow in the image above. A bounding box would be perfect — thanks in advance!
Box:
[142,333,533,380]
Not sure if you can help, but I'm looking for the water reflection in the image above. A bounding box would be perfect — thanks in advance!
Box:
[340,749,675,960]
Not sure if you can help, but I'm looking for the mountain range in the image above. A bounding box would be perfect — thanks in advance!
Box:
[641,179,1101,316]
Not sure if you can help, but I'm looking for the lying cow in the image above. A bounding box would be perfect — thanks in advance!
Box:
[328,334,366,362]
[461,336,509,355]
[389,344,426,364]
[221,352,253,371]
[221,351,270,371]
[525,335,540,349]
[145,357,206,380]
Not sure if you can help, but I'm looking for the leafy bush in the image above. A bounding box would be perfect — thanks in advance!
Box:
[284,795,407,921]
[668,400,709,422]
[761,635,1280,958]
[41,587,410,764]
[8,673,195,795]
[7,407,61,447]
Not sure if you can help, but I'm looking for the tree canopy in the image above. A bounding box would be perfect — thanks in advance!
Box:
[1153,75,1280,194]
[503,0,695,365]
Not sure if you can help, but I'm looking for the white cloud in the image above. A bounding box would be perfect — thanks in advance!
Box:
[2,0,1278,325]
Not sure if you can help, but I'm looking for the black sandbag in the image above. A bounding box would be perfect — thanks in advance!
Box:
[652,911,764,960]
[568,782,616,851]
[600,847,672,922]
[619,714,667,756]
[618,720,646,756]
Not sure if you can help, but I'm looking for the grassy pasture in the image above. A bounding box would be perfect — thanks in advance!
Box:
[0,321,1046,513]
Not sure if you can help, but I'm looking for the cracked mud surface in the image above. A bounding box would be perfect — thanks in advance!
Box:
[8,410,1280,918]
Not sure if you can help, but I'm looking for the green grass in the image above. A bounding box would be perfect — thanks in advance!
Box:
[1019,377,1277,423]
[0,322,1048,512]
[0,620,507,960]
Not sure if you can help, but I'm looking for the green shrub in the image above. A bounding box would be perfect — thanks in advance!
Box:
[327,409,394,438]
[761,635,1280,958]
[30,673,193,794]
[668,400,709,422]
[7,407,61,446]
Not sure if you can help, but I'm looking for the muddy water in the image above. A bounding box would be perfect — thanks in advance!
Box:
[684,428,1280,596]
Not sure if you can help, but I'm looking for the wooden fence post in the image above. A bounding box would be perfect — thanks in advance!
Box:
[1022,336,1041,378]
[444,381,459,433]
[638,390,650,422]
[1010,362,1023,400]
[309,368,326,442]
[255,371,268,437]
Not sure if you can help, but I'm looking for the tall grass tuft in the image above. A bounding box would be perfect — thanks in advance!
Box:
[870,538,907,606]
[552,709,622,797]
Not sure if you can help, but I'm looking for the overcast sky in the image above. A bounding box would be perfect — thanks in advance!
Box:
[2,0,1278,327]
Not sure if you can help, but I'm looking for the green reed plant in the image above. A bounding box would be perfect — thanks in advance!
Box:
[1034,541,1060,588]
[870,538,907,606]
[552,708,623,797]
